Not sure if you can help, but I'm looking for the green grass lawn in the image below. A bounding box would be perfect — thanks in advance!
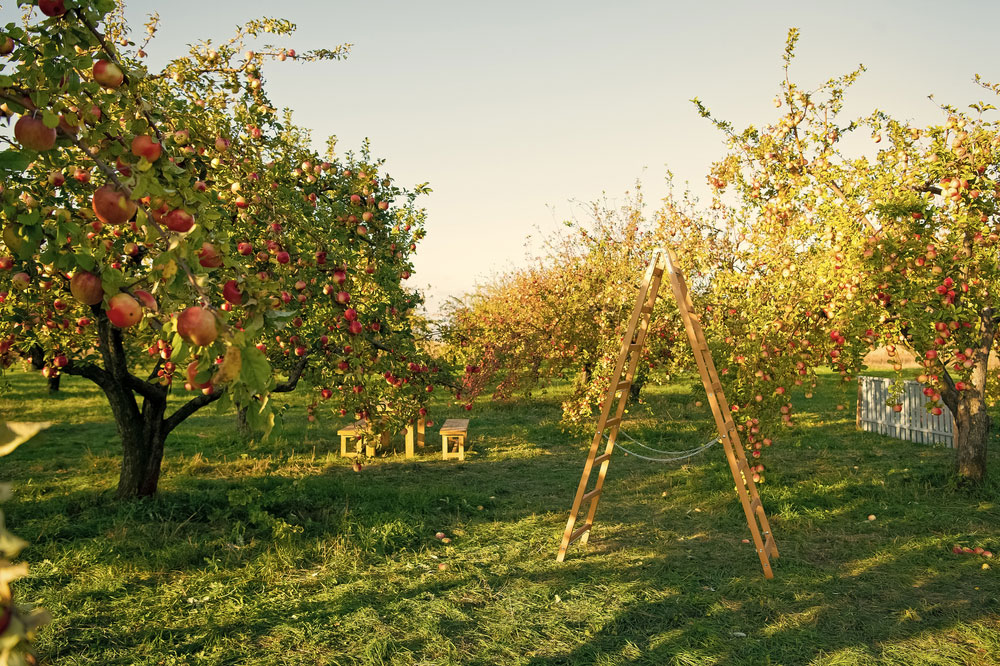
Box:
[2,369,999,665]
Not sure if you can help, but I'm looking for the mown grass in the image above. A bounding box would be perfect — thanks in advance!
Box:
[1,368,999,665]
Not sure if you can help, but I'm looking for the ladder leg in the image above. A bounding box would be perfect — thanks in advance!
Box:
[663,248,778,579]
[557,250,666,562]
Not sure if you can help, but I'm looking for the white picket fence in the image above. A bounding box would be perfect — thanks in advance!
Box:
[856,376,955,447]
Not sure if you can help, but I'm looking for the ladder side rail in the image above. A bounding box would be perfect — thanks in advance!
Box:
[556,251,664,560]
[669,259,776,548]
[578,257,667,542]
[663,251,776,578]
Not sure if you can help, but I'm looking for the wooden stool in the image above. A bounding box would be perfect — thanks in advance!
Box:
[440,418,470,461]
[404,417,426,458]
[338,420,388,457]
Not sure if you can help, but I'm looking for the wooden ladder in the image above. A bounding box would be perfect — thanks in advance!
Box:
[555,248,779,579]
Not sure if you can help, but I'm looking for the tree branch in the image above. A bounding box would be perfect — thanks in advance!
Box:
[828,181,878,233]
[275,354,308,393]
[164,390,224,434]
[60,358,114,389]
[146,356,165,381]
[73,8,164,143]
[127,373,165,402]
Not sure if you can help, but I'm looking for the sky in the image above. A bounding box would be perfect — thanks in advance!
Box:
[3,0,1000,314]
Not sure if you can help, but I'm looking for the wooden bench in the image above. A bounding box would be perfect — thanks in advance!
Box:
[338,420,389,458]
[440,418,470,461]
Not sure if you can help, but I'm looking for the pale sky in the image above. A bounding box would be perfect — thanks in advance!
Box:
[4,1,1000,314]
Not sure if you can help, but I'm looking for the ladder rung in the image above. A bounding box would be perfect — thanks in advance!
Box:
[615,380,630,392]
[569,523,591,544]
[604,417,621,430]
[640,305,654,314]
[627,344,642,354]
[764,535,776,557]
[581,488,602,503]
[593,452,612,465]
[750,497,762,512]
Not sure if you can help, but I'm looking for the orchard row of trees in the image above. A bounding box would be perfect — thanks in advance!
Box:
[442,190,688,428]
[0,0,450,498]
[446,30,1000,484]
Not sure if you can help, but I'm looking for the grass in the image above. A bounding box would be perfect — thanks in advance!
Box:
[2,368,999,665]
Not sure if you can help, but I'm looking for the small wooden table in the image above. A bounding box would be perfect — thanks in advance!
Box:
[440,418,470,461]
[338,420,389,458]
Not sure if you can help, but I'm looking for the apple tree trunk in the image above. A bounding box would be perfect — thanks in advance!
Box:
[62,311,221,499]
[941,323,994,485]
[952,395,989,483]
[105,382,168,498]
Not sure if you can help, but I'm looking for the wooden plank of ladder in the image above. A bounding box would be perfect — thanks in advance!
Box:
[576,253,666,546]
[557,250,666,561]
[663,248,777,579]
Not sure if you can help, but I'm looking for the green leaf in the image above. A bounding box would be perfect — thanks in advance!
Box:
[76,252,96,272]
[240,346,272,391]
[55,252,77,271]
[0,150,31,173]
[41,109,60,129]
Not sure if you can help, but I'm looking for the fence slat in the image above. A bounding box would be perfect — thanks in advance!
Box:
[857,376,954,447]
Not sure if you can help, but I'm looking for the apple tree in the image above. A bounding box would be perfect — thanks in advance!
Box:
[684,29,1000,483]
[0,1,431,497]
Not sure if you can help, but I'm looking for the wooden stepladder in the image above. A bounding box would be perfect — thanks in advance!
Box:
[555,248,779,579]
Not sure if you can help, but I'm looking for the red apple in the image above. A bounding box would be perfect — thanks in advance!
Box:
[348,320,363,335]
[92,185,137,225]
[177,306,218,346]
[14,114,57,151]
[38,0,66,16]
[197,242,223,268]
[336,291,350,304]
[0,37,14,56]
[93,59,124,88]
[107,293,142,328]
[11,272,30,290]
[276,251,290,264]
[163,209,195,232]
[343,308,357,321]
[333,270,347,284]
[133,289,158,312]
[131,135,162,162]
[48,170,65,187]
[237,242,253,255]
[222,279,244,305]
[70,270,104,305]
[186,361,212,389]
